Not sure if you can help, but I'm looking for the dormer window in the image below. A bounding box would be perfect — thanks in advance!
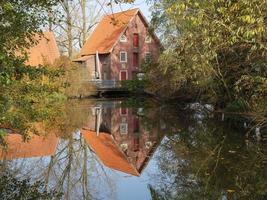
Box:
[145,35,152,43]
[120,34,127,42]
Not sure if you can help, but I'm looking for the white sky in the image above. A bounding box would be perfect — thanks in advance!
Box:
[104,0,152,21]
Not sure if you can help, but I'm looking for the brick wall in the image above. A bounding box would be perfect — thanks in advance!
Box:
[110,13,160,81]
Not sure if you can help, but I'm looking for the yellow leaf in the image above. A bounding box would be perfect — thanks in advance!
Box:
[227,189,235,193]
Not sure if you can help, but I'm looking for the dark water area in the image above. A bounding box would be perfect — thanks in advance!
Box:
[0,98,266,200]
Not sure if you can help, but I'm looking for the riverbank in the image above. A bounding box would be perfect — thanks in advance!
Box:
[71,89,266,141]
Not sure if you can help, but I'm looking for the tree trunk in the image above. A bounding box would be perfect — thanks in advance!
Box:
[81,0,87,46]
[65,1,73,58]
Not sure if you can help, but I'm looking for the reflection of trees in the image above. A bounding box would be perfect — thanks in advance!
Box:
[3,99,265,200]
[0,132,118,200]
[0,171,62,199]
[0,99,120,200]
[51,133,116,200]
[147,109,267,200]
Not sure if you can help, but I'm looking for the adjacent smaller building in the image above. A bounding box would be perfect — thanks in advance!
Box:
[21,31,60,66]
[74,8,160,87]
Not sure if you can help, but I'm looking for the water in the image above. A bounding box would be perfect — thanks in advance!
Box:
[0,98,266,200]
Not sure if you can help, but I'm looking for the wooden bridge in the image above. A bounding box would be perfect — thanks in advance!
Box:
[89,80,127,92]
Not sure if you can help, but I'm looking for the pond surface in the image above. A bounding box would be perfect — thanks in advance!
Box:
[0,98,266,200]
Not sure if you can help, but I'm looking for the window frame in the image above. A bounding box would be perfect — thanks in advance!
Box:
[145,35,152,43]
[120,51,128,63]
[120,123,128,135]
[120,34,127,42]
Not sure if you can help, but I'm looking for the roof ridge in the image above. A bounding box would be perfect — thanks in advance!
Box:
[79,8,143,56]
[105,8,139,18]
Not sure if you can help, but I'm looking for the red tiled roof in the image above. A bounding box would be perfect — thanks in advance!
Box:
[80,8,139,56]
[0,133,59,160]
[24,32,60,66]
[73,55,92,62]
[81,128,140,176]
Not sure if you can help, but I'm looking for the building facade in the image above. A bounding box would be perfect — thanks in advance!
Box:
[74,9,160,84]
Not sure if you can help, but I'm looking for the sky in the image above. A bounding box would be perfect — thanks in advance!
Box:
[105,0,152,21]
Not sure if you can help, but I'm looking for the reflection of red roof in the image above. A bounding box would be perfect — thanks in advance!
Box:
[0,134,59,160]
[24,32,60,66]
[80,9,139,56]
[81,128,140,176]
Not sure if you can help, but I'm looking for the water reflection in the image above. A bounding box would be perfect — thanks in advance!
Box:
[0,99,266,200]
[0,132,58,160]
[81,102,162,177]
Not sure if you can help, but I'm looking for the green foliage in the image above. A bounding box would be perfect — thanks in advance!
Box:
[55,56,97,97]
[146,0,267,114]
[0,0,67,139]
[121,78,148,93]
[0,0,58,85]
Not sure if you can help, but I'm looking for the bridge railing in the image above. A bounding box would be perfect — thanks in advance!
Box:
[89,79,122,89]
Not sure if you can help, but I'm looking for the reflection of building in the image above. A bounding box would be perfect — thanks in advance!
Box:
[81,102,161,176]
[0,132,59,160]
[82,129,139,176]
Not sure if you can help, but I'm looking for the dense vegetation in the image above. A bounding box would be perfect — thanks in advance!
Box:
[0,1,65,140]
[144,0,267,117]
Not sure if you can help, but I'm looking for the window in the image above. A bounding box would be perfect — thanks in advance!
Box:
[120,34,127,42]
[133,52,139,68]
[120,123,128,135]
[120,143,128,151]
[120,51,127,63]
[121,116,127,123]
[133,33,139,47]
[145,141,152,149]
[145,35,152,43]
[121,63,126,69]
[145,52,152,63]
[120,107,128,115]
[120,70,127,81]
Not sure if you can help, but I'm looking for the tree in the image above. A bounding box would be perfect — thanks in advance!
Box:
[51,0,106,57]
[145,0,267,114]
[0,1,66,138]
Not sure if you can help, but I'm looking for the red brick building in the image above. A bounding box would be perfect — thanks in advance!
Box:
[74,8,160,84]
